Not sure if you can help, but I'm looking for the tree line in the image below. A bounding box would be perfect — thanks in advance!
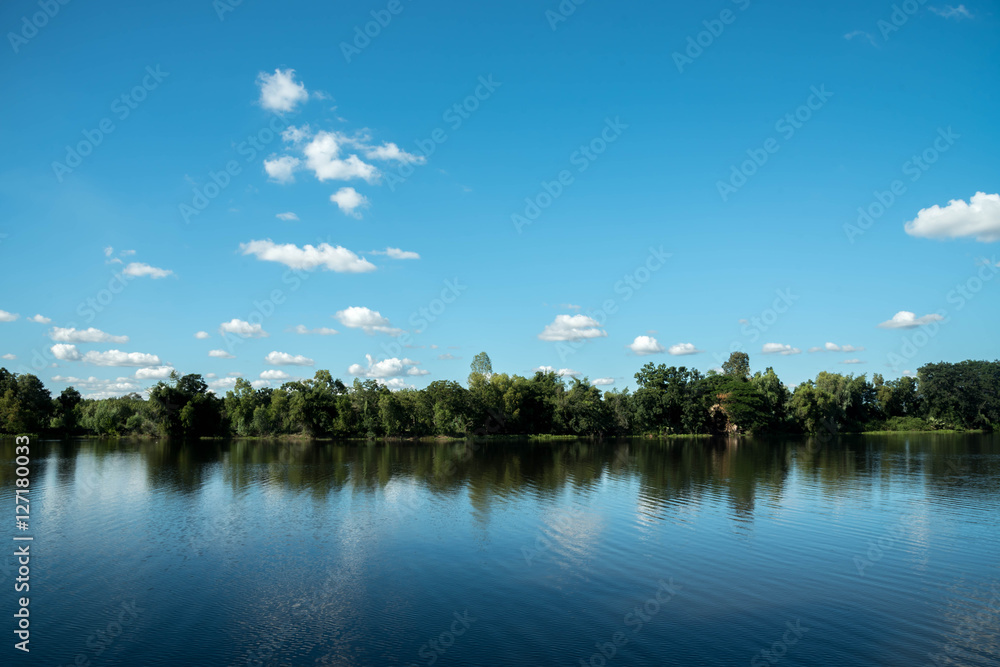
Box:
[1,353,998,439]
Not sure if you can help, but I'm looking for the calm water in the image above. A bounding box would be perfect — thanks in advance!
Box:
[2,434,999,666]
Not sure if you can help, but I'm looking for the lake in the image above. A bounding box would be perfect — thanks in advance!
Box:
[2,434,998,666]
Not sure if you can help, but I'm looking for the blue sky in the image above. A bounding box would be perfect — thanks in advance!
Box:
[1,0,998,398]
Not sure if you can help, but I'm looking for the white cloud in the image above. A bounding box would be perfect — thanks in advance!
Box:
[209,349,235,358]
[281,125,310,144]
[348,354,425,378]
[668,342,702,356]
[50,327,129,344]
[264,351,315,366]
[825,342,840,351]
[289,325,339,336]
[877,311,945,329]
[538,315,607,342]
[51,344,81,361]
[303,131,379,183]
[379,378,416,391]
[52,349,163,367]
[135,366,174,380]
[103,246,114,257]
[219,319,269,338]
[28,314,51,323]
[330,187,369,218]
[51,374,142,399]
[1,353,16,360]
[364,142,426,165]
[841,359,866,365]
[257,68,309,113]
[263,156,301,184]
[194,331,211,339]
[381,247,420,260]
[904,192,1000,242]
[437,353,459,360]
[591,377,615,386]
[276,212,299,221]
[930,4,972,19]
[260,370,290,380]
[335,306,403,336]
[123,262,173,279]
[239,239,376,273]
[628,335,666,356]
[761,343,802,355]
[0,310,19,322]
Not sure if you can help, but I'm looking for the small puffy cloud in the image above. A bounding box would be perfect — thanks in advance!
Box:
[364,142,426,165]
[219,319,269,338]
[289,325,339,336]
[761,343,801,355]
[51,344,81,361]
[264,156,301,184]
[377,247,420,260]
[591,377,615,386]
[2,353,16,360]
[50,327,128,344]
[825,342,840,351]
[276,212,299,221]
[335,306,403,336]
[437,353,459,360]
[877,311,945,329]
[628,335,666,356]
[257,68,309,113]
[135,366,174,380]
[208,377,270,393]
[194,331,211,339]
[668,342,702,356]
[123,262,173,279]
[103,246,114,257]
[209,349,235,359]
[74,350,163,367]
[28,314,51,323]
[349,354,425,378]
[539,315,607,342]
[841,359,866,365]
[260,369,290,380]
[264,351,315,366]
[904,192,1000,242]
[239,239,376,273]
[51,374,142,399]
[303,131,379,183]
[282,125,310,144]
[0,310,19,322]
[930,4,972,19]
[330,187,369,218]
